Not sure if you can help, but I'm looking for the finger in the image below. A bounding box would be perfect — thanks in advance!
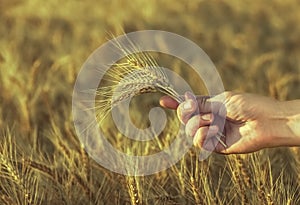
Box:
[159,96,179,109]
[177,92,199,124]
[185,114,213,137]
[193,125,219,151]
[177,99,198,124]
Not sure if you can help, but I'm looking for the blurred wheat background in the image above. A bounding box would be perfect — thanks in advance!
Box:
[0,0,300,204]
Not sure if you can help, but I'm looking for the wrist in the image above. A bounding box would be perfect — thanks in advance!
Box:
[272,100,300,147]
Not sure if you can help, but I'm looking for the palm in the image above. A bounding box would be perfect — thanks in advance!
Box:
[218,121,258,153]
[215,93,277,153]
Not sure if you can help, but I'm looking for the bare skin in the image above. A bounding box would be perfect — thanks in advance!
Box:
[160,91,300,154]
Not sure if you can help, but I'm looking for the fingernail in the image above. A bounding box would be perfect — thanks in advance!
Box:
[183,101,192,110]
[201,113,211,121]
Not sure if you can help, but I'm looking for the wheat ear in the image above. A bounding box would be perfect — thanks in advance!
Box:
[92,35,227,147]
[94,36,182,124]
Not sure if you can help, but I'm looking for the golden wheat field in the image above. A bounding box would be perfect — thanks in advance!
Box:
[1,0,300,204]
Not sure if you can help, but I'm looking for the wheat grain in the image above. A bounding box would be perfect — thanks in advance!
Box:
[190,176,201,205]
[266,193,275,205]
[73,172,95,202]
[178,171,186,196]
[236,155,252,188]
[24,159,58,183]
[126,176,140,205]
[258,181,267,205]
[80,144,90,182]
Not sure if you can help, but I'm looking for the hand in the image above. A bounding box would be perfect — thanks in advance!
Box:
[160,91,298,154]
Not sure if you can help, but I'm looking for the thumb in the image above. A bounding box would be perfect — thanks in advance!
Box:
[177,92,198,124]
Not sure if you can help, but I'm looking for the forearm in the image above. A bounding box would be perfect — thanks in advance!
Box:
[285,100,300,143]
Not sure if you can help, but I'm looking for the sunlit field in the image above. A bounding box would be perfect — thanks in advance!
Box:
[0,0,300,204]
